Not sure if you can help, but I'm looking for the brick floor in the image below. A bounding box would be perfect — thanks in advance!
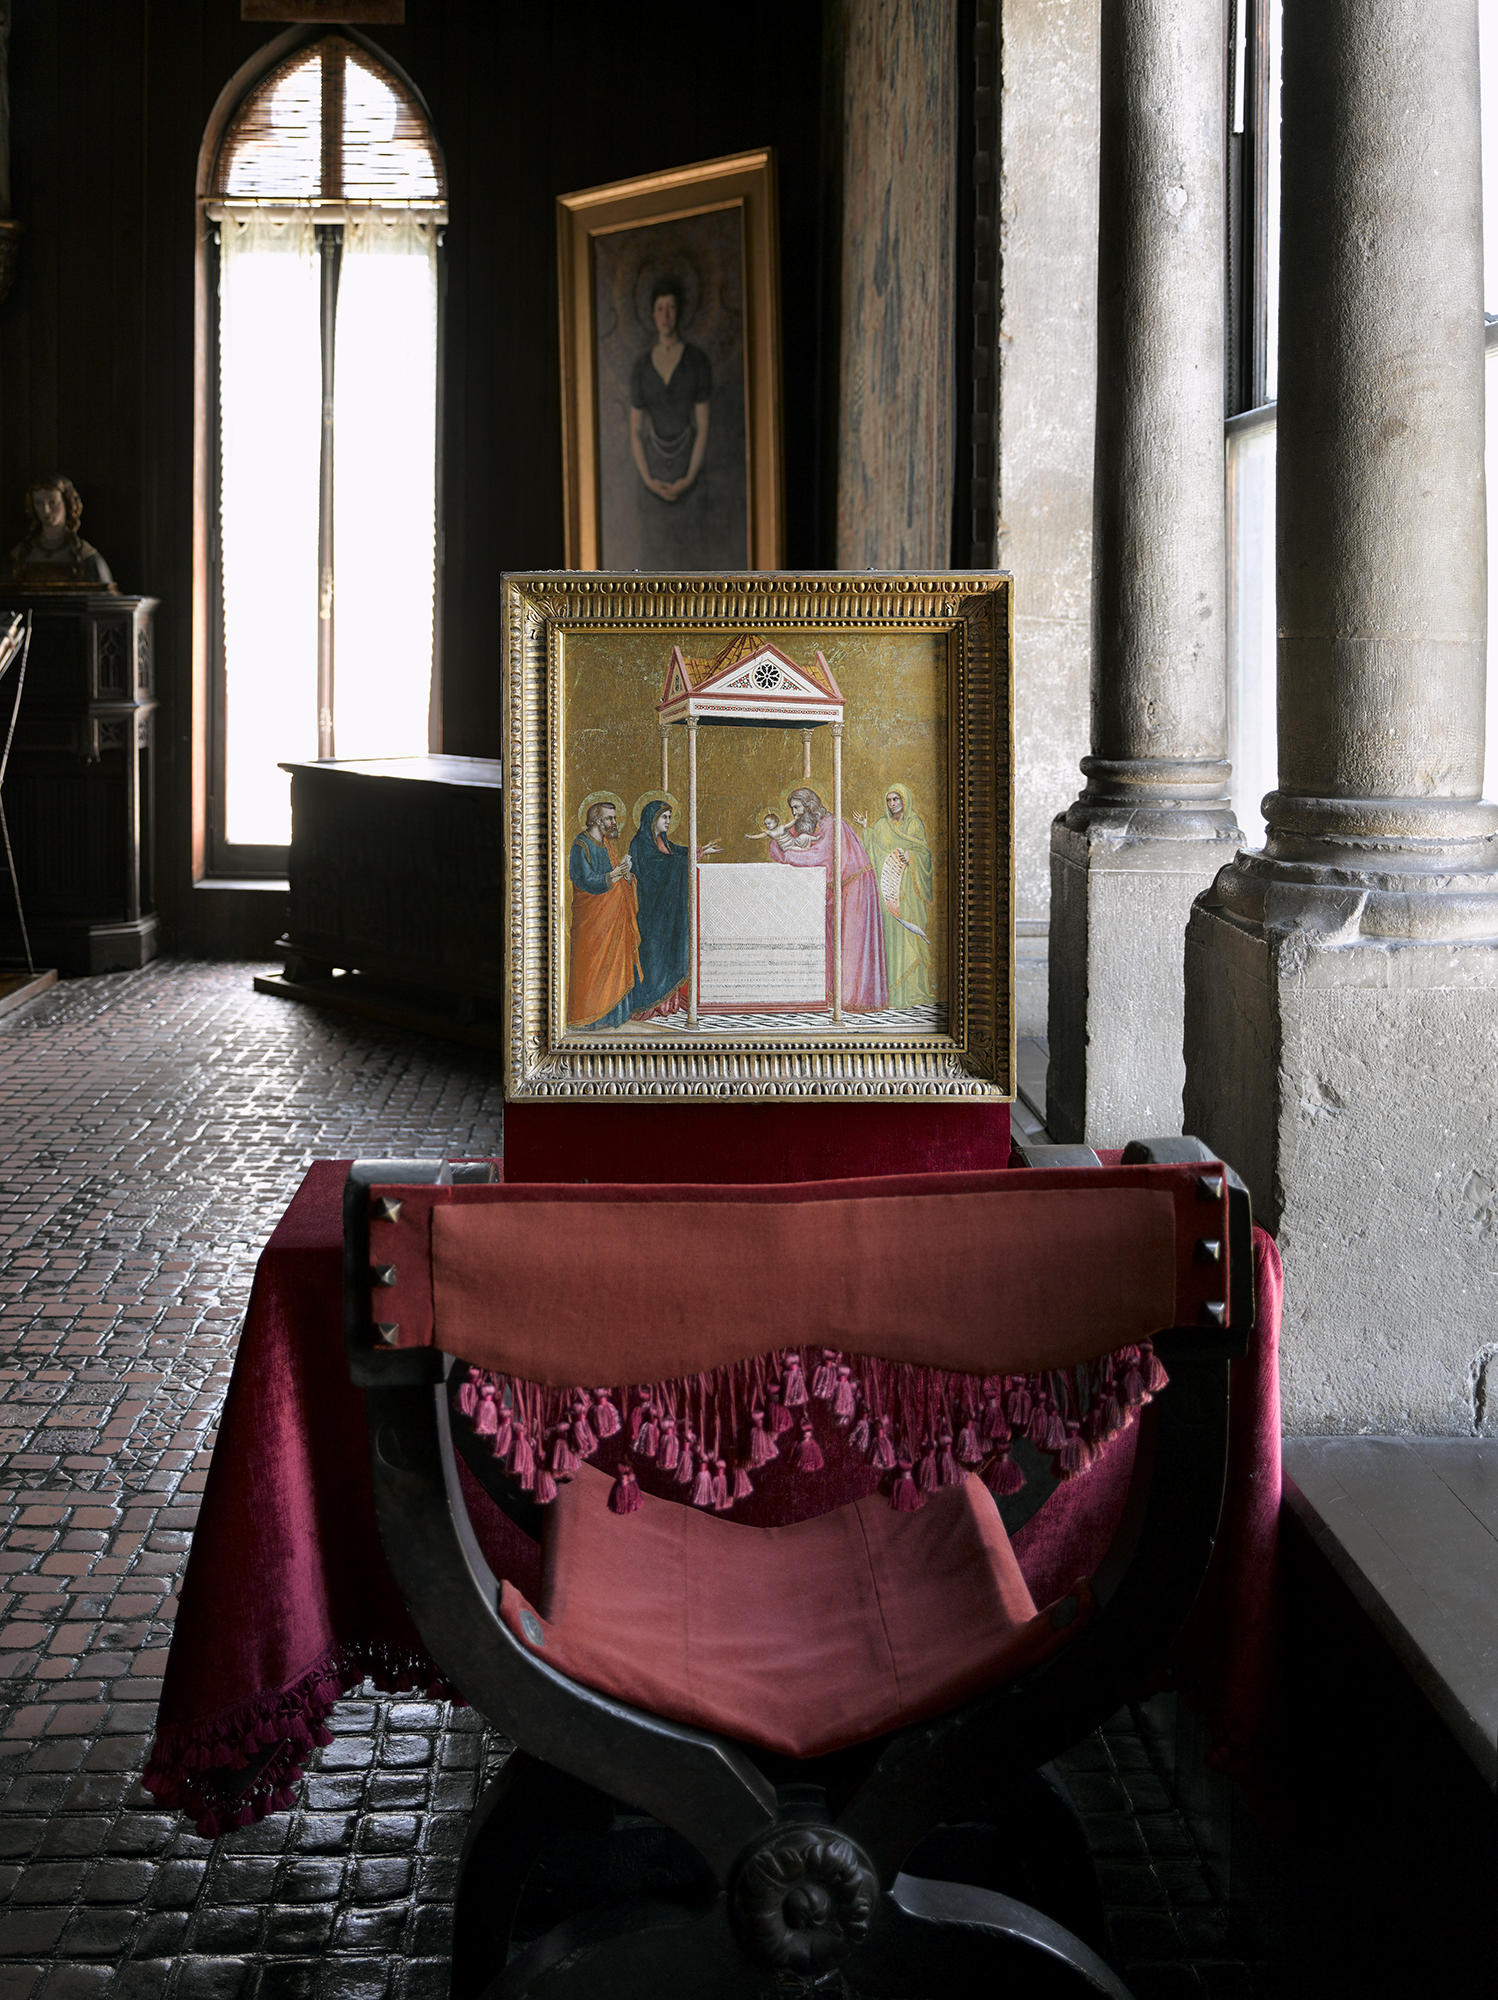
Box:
[0,961,1257,1997]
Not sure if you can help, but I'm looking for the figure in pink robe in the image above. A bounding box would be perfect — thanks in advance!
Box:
[768,786,889,1011]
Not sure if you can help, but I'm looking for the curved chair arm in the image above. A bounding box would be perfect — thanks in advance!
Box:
[362,1369,778,1883]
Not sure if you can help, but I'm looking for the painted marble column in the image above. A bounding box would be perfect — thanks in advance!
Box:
[1184,0,1498,1432]
[1046,0,1240,1143]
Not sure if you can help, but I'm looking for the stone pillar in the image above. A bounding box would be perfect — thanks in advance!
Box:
[1184,0,1498,1433]
[1046,0,1240,1145]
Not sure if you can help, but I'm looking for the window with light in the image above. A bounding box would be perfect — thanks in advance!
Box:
[205,35,446,860]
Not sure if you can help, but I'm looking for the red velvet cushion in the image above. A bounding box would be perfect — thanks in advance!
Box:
[497,1465,1089,1759]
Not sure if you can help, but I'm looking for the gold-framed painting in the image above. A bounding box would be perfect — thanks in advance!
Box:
[503,572,1014,1103]
[556,152,784,571]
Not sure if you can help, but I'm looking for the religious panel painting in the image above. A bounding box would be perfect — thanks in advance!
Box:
[504,574,1013,1103]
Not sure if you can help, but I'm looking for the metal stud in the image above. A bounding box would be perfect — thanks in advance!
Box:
[374,1323,401,1347]
[1196,1238,1223,1263]
[1202,1301,1227,1327]
[1196,1174,1224,1201]
[372,1265,398,1287]
[371,1196,403,1225]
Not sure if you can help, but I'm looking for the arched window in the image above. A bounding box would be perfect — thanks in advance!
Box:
[201,35,446,863]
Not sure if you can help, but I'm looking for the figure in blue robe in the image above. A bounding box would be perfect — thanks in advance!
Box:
[628,798,691,1016]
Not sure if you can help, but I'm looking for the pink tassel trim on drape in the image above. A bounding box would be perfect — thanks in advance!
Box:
[450,1342,1168,1521]
[143,1638,451,1839]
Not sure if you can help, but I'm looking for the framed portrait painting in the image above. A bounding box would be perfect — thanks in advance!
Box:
[503,572,1014,1103]
[556,152,784,571]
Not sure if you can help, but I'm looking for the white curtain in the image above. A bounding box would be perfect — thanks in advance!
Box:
[219,209,321,847]
[331,211,438,761]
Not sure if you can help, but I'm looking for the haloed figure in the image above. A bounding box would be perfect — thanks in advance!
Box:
[568,798,640,1031]
[628,796,721,1020]
[629,277,712,561]
[858,784,935,1009]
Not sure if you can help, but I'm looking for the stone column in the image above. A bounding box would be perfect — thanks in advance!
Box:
[1184,0,1498,1433]
[1046,0,1241,1145]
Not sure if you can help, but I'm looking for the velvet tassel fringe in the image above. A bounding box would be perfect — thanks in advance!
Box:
[451,1340,1167,1522]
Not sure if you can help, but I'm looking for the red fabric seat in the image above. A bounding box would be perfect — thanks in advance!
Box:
[498,1464,1088,1759]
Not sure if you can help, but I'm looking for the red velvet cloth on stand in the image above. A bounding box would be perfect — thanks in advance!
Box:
[144,1156,1282,1834]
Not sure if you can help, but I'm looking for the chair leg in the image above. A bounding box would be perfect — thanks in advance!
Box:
[452,1750,614,2000]
[844,1871,1136,1999]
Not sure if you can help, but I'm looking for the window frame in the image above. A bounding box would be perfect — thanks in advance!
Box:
[192,27,447,881]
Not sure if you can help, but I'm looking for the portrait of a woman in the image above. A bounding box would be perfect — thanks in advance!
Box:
[591,204,750,569]
[629,278,712,558]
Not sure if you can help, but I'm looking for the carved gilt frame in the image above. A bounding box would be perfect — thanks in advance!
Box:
[504,572,1014,1103]
[556,150,784,570]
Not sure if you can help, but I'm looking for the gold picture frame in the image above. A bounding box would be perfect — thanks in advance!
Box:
[503,572,1014,1103]
[556,151,784,571]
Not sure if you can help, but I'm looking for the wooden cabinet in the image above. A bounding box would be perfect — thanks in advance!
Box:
[263,756,504,1033]
[0,592,158,973]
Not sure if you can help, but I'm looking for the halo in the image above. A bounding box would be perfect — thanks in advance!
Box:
[631,789,681,832]
[577,790,625,832]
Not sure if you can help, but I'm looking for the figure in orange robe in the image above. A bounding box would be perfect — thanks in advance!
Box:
[568,800,641,1029]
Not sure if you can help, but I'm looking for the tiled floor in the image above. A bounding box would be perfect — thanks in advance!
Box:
[0,962,1254,1998]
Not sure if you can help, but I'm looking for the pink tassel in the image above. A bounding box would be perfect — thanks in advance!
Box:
[811,1349,839,1400]
[1043,1404,1067,1453]
[986,1452,1026,1496]
[312,1724,333,1747]
[983,1392,1011,1443]
[1144,1344,1170,1394]
[571,1400,597,1458]
[1090,1391,1123,1443]
[474,1385,499,1437]
[594,1390,622,1439]
[832,1367,857,1422]
[508,1424,535,1489]
[1006,1382,1033,1428]
[747,1410,778,1466]
[891,1460,925,1511]
[630,1397,651,1444]
[550,1432,579,1477]
[781,1355,809,1407]
[847,1415,871,1455]
[956,1421,985,1466]
[917,1441,939,1492]
[691,1462,714,1507]
[458,1369,481,1419]
[1057,1420,1092,1478]
[658,1417,680,1471]
[533,1467,558,1505]
[937,1430,962,1486]
[711,1458,731,1510]
[732,1462,754,1501]
[677,1432,697,1486]
[792,1421,824,1472]
[493,1410,513,1460]
[868,1418,897,1471]
[1027,1398,1052,1448]
[608,1466,642,1514]
[768,1389,793,1434]
[635,1413,659,1460]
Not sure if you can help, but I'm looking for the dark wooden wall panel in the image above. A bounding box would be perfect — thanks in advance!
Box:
[0,0,826,950]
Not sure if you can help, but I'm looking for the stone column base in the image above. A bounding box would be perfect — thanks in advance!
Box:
[1047,817,1240,1146]
[1184,900,1498,1435]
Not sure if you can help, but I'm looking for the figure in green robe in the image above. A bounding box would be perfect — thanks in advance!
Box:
[858,782,935,1009]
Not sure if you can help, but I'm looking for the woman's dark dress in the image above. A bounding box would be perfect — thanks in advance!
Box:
[628,799,691,1014]
[630,343,713,565]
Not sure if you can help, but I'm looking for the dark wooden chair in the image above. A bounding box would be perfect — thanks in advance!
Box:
[343,1141,1252,2000]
